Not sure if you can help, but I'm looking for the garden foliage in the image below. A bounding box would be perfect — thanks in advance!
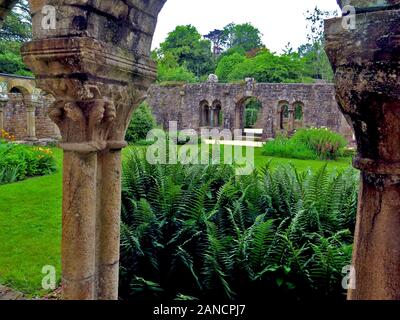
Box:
[120,151,358,301]
[126,102,157,144]
[0,136,57,185]
[263,128,348,161]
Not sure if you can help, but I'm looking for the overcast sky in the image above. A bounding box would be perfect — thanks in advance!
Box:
[152,0,340,53]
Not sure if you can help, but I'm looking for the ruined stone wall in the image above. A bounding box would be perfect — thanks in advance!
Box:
[0,74,36,94]
[34,96,60,139]
[147,82,354,141]
[2,94,59,140]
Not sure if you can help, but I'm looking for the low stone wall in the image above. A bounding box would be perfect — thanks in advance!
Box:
[0,94,60,141]
[147,81,354,142]
[0,82,354,144]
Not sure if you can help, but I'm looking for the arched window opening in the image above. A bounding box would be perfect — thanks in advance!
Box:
[244,97,262,129]
[293,102,304,130]
[278,102,290,131]
[200,100,210,127]
[295,105,303,120]
[10,87,23,94]
[8,86,30,97]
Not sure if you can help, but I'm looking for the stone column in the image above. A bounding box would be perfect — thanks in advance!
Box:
[210,108,215,127]
[0,106,3,131]
[0,95,8,131]
[325,0,400,300]
[214,109,220,127]
[288,106,295,132]
[21,0,166,300]
[25,96,37,141]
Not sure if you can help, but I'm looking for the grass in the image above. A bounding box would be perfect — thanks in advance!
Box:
[0,146,354,296]
[252,148,352,172]
[0,148,63,297]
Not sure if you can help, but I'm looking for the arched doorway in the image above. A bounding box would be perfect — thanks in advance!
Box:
[235,96,263,131]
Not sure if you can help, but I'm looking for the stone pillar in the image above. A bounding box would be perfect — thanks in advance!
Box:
[0,105,3,131]
[288,106,294,132]
[0,95,8,131]
[214,109,220,127]
[21,0,166,300]
[25,96,37,141]
[325,0,400,300]
[210,108,215,127]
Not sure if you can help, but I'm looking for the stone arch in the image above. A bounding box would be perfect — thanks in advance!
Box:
[277,100,290,131]
[199,99,210,127]
[292,101,304,130]
[235,96,263,131]
[9,85,30,96]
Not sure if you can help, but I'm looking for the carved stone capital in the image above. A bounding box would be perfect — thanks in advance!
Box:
[21,37,151,152]
[325,9,400,173]
[43,80,145,152]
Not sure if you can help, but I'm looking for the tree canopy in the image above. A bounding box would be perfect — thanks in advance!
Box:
[222,23,263,53]
[0,0,32,76]
[0,4,336,84]
[159,25,214,79]
[216,49,314,83]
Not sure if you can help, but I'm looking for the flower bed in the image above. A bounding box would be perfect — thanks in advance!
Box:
[0,131,57,185]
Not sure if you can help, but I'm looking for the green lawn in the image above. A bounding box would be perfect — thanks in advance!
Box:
[0,146,353,296]
[252,147,353,172]
[0,148,63,297]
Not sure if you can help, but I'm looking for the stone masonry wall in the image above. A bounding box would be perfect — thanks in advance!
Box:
[2,94,60,140]
[2,82,354,142]
[147,82,354,141]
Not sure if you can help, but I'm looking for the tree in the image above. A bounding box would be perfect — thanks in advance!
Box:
[216,49,313,84]
[0,0,31,42]
[125,102,157,143]
[159,25,214,78]
[215,52,245,82]
[301,7,338,81]
[204,29,225,58]
[221,23,263,53]
[0,0,32,75]
[153,51,197,83]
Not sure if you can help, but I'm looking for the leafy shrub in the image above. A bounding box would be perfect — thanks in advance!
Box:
[263,136,317,160]
[157,65,197,84]
[292,128,348,160]
[0,142,57,184]
[263,128,348,160]
[126,102,157,143]
[120,152,358,302]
